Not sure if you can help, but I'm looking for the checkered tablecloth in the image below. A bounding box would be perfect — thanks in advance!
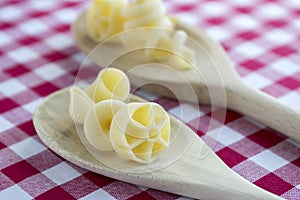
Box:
[0,0,300,199]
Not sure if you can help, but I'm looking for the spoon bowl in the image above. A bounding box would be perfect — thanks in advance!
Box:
[33,88,283,200]
[72,11,300,143]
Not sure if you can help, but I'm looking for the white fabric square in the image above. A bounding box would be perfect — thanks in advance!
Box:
[177,13,199,25]
[233,42,265,59]
[0,116,14,132]
[34,63,65,81]
[229,0,258,6]
[270,58,300,76]
[7,47,39,63]
[0,32,12,47]
[0,185,32,200]
[0,79,27,96]
[79,189,115,200]
[207,27,231,42]
[198,2,228,17]
[9,137,46,159]
[250,150,289,171]
[264,29,294,45]
[231,15,259,30]
[29,0,57,10]
[43,162,81,185]
[297,184,300,189]
[44,34,73,50]
[0,6,22,22]
[169,103,204,122]
[206,126,244,146]
[23,98,44,114]
[19,19,48,35]
[279,91,300,109]
[53,9,78,24]
[255,3,287,19]
[293,20,300,29]
[243,73,272,89]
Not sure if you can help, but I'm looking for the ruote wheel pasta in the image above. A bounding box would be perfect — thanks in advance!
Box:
[69,86,94,124]
[110,102,171,163]
[85,68,130,103]
[84,99,125,151]
[86,0,126,42]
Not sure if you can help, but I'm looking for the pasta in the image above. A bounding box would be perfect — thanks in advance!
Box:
[146,30,195,69]
[120,0,174,49]
[84,99,125,151]
[85,68,130,103]
[110,102,171,163]
[120,0,194,69]
[69,86,94,124]
[86,0,126,42]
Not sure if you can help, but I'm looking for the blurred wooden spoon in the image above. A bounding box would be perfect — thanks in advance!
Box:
[72,11,300,143]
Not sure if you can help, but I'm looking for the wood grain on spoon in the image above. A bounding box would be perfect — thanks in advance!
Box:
[33,89,283,200]
[72,11,300,143]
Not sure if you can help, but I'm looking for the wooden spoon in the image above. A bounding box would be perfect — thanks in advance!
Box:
[33,88,283,200]
[72,11,300,143]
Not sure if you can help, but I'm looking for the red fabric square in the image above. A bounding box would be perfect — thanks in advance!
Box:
[292,158,300,168]
[216,147,247,168]
[0,98,19,114]
[235,6,253,14]
[0,141,6,150]
[36,186,76,200]
[18,120,36,136]
[0,22,13,30]
[53,24,70,33]
[18,36,40,46]
[241,59,265,70]
[29,11,48,18]
[266,19,288,28]
[43,52,67,62]
[128,191,156,200]
[277,77,300,90]
[237,31,260,40]
[207,17,225,25]
[33,83,59,96]
[210,109,242,124]
[4,65,29,77]
[83,172,114,188]
[1,160,39,183]
[272,46,297,56]
[254,173,293,196]
[248,129,284,148]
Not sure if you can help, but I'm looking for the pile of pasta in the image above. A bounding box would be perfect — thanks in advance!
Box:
[69,68,171,164]
[86,0,195,69]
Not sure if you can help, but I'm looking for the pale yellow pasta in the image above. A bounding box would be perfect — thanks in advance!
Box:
[86,0,126,42]
[110,102,171,163]
[146,30,195,69]
[122,0,173,30]
[85,68,130,103]
[69,86,94,124]
[120,0,174,49]
[119,0,194,69]
[84,99,125,151]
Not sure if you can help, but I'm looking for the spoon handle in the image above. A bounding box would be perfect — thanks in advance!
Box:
[226,80,300,143]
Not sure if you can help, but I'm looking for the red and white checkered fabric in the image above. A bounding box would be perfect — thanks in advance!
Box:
[1,0,300,199]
